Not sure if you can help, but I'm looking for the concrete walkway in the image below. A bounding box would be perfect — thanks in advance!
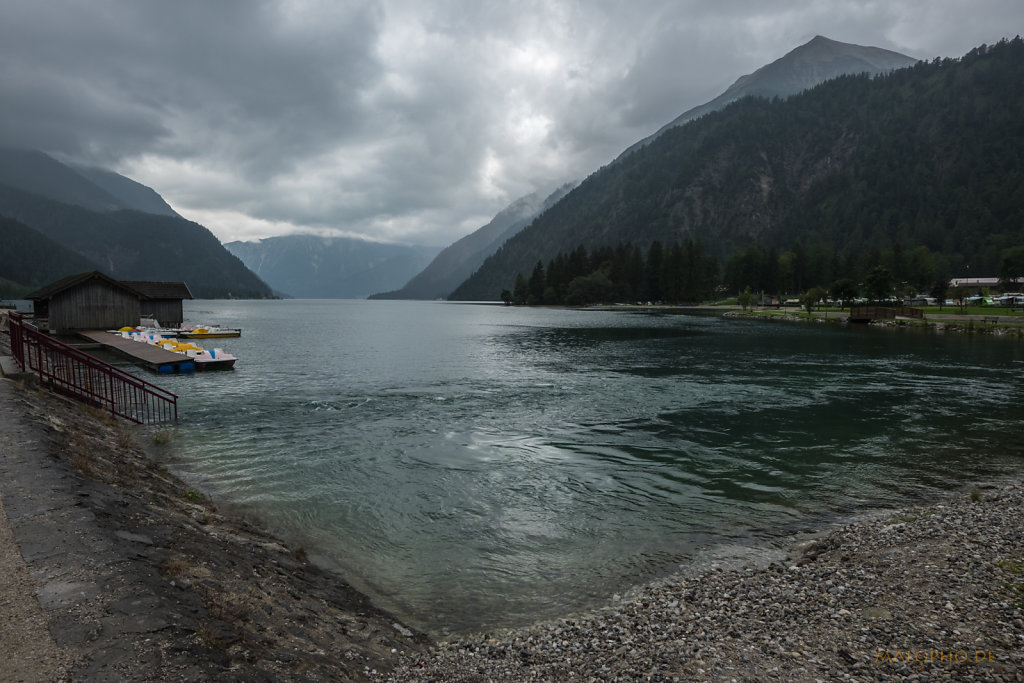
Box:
[0,377,204,680]
[0,378,73,682]
[0,466,68,682]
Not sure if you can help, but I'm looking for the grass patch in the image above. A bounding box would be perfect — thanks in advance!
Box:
[997,558,1024,608]
[970,488,984,503]
[163,556,190,578]
[152,430,172,445]
[923,305,1024,317]
[115,427,137,449]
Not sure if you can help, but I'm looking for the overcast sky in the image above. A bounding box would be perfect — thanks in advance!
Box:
[1,1,1021,246]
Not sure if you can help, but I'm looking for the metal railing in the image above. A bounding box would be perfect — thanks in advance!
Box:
[6,312,177,424]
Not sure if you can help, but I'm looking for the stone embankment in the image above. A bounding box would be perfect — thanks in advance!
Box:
[387,484,1024,682]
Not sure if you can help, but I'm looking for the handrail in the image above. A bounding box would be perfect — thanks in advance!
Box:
[7,311,177,424]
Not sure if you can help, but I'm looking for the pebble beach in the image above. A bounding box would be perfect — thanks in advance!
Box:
[386,482,1024,682]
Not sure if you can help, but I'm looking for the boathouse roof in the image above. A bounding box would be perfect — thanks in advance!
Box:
[25,271,139,301]
[121,280,194,301]
[26,272,193,302]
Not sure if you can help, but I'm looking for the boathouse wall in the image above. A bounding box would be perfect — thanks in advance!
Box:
[141,299,184,328]
[122,281,192,328]
[48,279,141,332]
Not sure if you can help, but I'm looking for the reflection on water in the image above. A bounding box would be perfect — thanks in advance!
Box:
[155,301,1024,635]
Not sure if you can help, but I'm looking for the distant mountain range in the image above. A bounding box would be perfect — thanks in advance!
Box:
[370,182,577,300]
[224,235,441,299]
[0,147,272,298]
[451,37,1024,301]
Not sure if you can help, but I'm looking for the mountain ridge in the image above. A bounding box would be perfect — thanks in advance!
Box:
[619,35,918,159]
[69,164,181,217]
[224,234,441,299]
[369,182,577,300]
[0,147,126,212]
[0,149,273,298]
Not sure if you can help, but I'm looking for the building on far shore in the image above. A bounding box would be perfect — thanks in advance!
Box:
[950,276,1023,290]
[25,271,192,333]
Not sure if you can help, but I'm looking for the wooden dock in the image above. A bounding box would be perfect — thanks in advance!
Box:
[78,330,195,373]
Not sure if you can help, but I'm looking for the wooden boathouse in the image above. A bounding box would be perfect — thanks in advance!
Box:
[25,271,193,333]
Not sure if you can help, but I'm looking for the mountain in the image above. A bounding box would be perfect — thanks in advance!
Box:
[70,165,181,217]
[0,184,273,298]
[0,215,102,297]
[450,38,1024,301]
[0,147,126,212]
[0,149,273,298]
[224,234,442,299]
[370,182,577,300]
[0,147,181,217]
[619,36,918,159]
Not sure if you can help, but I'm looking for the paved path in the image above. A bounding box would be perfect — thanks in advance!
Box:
[0,379,73,681]
[0,481,68,682]
[0,378,224,680]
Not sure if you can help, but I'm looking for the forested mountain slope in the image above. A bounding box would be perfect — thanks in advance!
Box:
[452,38,1024,301]
[0,216,102,297]
[0,185,272,298]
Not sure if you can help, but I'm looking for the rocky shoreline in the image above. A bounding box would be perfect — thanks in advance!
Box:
[385,482,1024,682]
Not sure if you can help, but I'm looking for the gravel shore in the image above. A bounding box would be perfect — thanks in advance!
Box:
[386,483,1024,682]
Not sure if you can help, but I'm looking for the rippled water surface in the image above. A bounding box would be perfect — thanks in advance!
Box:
[155,300,1024,634]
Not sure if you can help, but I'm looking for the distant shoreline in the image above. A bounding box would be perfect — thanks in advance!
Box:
[577,302,1024,338]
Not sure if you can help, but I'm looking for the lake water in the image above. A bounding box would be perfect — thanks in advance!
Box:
[152,300,1024,636]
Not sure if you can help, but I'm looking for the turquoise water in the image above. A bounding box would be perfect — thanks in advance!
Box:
[154,300,1024,635]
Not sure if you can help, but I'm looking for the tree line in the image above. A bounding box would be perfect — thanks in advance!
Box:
[503,241,716,306]
[502,239,1024,306]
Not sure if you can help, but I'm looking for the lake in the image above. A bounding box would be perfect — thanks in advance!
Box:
[153,300,1024,636]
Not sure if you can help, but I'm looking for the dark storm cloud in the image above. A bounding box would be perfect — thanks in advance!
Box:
[1,0,1021,244]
